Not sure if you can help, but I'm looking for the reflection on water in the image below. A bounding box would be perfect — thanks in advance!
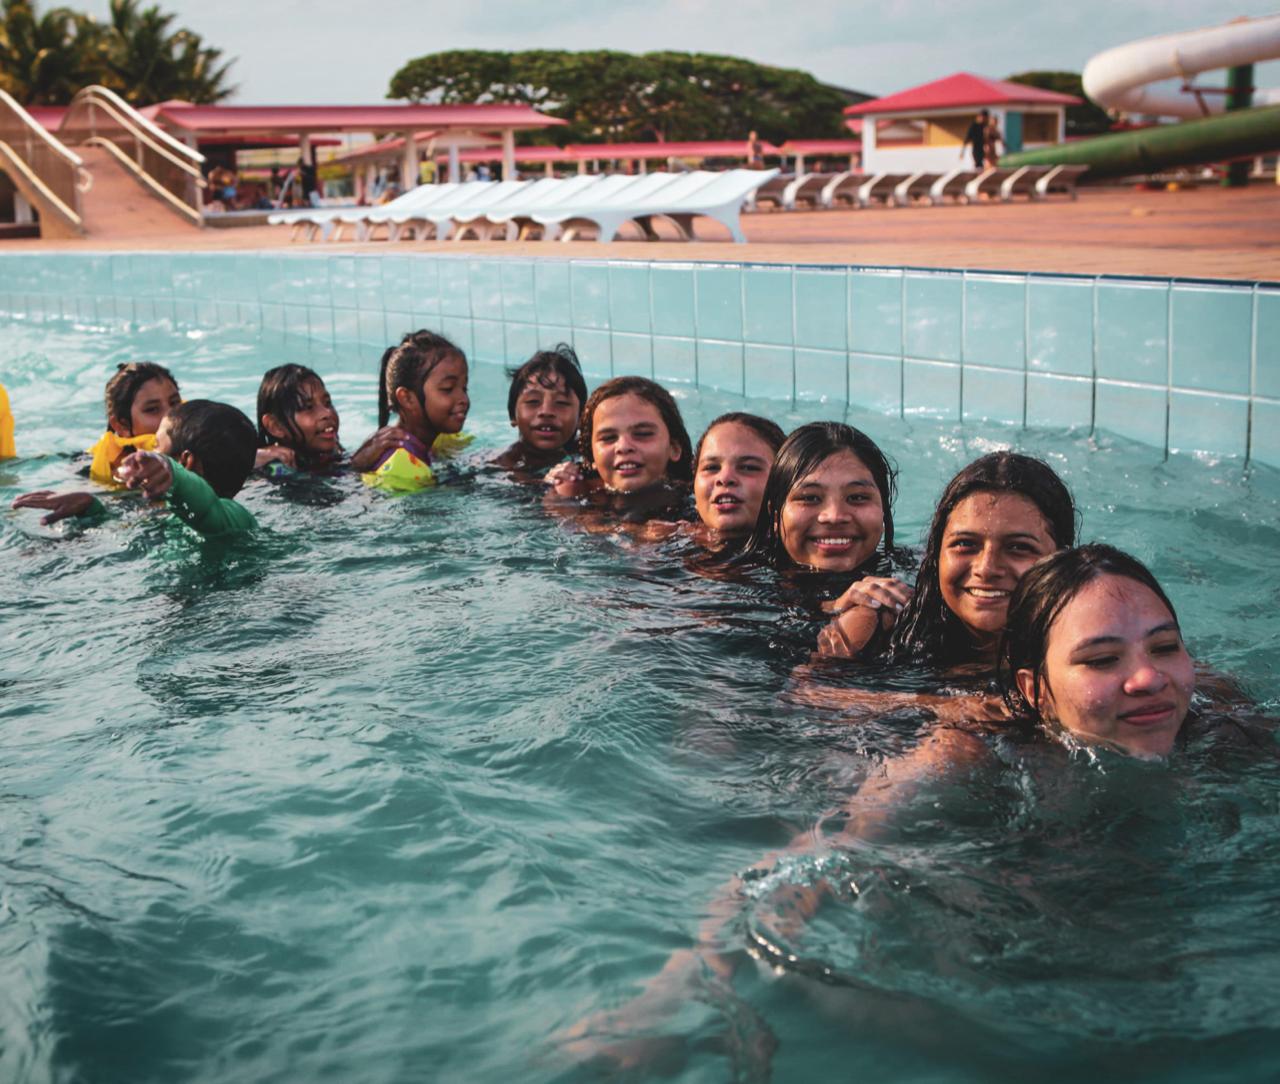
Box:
[1,318,1279,1082]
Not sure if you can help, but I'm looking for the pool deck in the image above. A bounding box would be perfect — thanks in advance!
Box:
[4,183,1278,283]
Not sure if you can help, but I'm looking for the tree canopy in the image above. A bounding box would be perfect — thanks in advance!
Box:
[1005,70,1112,136]
[0,0,235,105]
[387,50,849,144]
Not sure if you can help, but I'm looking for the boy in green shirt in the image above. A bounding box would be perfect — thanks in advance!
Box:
[13,400,258,539]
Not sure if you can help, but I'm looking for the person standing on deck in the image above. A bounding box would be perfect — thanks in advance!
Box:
[964,109,990,169]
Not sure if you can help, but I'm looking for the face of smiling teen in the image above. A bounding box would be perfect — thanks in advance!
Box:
[514,374,579,454]
[779,449,883,572]
[274,377,339,457]
[1020,575,1195,758]
[117,377,181,437]
[422,355,470,435]
[939,491,1056,648]
[590,392,680,492]
[694,422,774,534]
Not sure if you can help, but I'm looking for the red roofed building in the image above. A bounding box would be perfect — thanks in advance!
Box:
[844,73,1080,173]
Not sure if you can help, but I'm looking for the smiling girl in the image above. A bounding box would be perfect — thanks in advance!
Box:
[493,344,588,476]
[691,412,785,546]
[742,422,897,585]
[86,362,183,484]
[351,330,470,493]
[819,452,1075,665]
[544,376,693,523]
[255,364,342,472]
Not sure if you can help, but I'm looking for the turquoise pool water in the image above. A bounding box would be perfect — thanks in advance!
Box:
[2,316,1280,1083]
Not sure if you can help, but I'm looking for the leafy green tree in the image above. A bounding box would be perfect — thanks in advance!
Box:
[104,0,235,104]
[0,0,106,104]
[1006,71,1112,136]
[388,49,847,144]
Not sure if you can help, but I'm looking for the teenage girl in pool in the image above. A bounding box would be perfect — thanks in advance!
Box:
[86,362,183,484]
[689,412,785,551]
[544,375,694,525]
[817,451,1076,668]
[492,344,588,478]
[350,330,470,492]
[255,364,343,473]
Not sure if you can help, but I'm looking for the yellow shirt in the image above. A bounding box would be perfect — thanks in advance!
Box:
[0,383,14,459]
[86,430,158,485]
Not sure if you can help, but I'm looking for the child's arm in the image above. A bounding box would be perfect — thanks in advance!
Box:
[255,446,296,470]
[117,451,256,538]
[350,426,411,472]
[11,490,106,525]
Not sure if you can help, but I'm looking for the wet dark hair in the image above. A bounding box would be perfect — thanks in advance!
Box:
[377,329,465,428]
[578,376,693,484]
[256,364,339,468]
[742,421,897,569]
[505,344,589,431]
[694,412,786,466]
[998,544,1181,723]
[889,452,1077,665]
[165,400,257,499]
[104,362,179,433]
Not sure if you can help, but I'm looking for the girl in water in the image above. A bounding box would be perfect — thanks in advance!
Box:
[691,412,785,549]
[86,362,183,484]
[545,375,693,524]
[741,421,897,585]
[819,451,1075,667]
[255,364,342,473]
[351,330,470,492]
[492,344,588,477]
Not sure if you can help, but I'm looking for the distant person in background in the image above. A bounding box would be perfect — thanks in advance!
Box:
[984,113,1004,167]
[476,163,492,181]
[419,158,436,184]
[747,130,764,168]
[299,157,320,206]
[964,109,990,169]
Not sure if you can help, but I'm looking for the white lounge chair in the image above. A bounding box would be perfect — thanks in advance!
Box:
[271,183,456,243]
[382,181,500,240]
[962,168,1013,202]
[1035,164,1087,199]
[855,173,914,208]
[540,168,778,243]
[399,180,532,241]
[999,166,1049,201]
[746,172,793,211]
[497,174,653,240]
[820,171,869,207]
[528,172,709,242]
[354,183,470,241]
[452,174,608,240]
[892,172,943,206]
[926,169,979,205]
[782,172,836,210]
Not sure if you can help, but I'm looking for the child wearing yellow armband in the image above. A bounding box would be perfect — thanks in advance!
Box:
[86,363,182,484]
[0,382,15,459]
[349,330,470,493]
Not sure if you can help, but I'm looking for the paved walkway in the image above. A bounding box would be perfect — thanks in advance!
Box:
[5,182,1278,282]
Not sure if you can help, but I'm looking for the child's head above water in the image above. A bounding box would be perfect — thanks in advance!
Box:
[745,422,897,573]
[693,413,785,535]
[105,362,181,437]
[505,344,588,458]
[257,364,341,467]
[578,376,693,492]
[891,451,1077,664]
[999,543,1194,759]
[377,329,469,440]
[157,400,258,499]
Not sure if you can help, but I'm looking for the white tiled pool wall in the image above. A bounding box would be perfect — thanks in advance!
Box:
[0,253,1276,467]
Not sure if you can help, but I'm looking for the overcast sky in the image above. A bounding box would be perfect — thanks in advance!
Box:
[82,0,1280,104]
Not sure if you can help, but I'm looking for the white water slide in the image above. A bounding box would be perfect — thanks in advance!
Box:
[1083,11,1280,118]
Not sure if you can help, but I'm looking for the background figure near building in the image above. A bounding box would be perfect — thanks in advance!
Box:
[964,109,990,168]
[747,129,764,168]
[983,113,1003,167]
[299,157,320,206]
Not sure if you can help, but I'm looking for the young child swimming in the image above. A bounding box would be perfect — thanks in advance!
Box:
[350,330,470,493]
[492,344,588,476]
[691,412,785,547]
[255,364,342,472]
[819,452,1075,666]
[14,400,258,539]
[87,362,183,484]
[545,375,693,523]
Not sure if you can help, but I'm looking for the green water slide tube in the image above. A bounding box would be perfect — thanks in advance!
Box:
[1000,105,1280,179]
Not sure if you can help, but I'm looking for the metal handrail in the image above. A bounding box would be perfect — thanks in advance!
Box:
[0,88,85,230]
[59,85,206,221]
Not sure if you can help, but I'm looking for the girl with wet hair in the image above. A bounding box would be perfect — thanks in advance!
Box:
[350,330,470,492]
[691,412,785,543]
[741,421,897,577]
[493,343,589,474]
[544,376,694,526]
[819,451,1076,666]
[86,362,184,484]
[255,364,342,472]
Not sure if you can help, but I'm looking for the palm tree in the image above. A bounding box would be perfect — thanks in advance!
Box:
[105,0,236,104]
[0,0,108,104]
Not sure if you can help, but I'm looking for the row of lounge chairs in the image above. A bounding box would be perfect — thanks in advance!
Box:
[750,164,1087,211]
[268,169,780,244]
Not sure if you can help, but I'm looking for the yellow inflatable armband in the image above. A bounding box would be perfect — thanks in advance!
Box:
[431,431,474,458]
[361,445,437,493]
[0,383,14,459]
[87,430,158,485]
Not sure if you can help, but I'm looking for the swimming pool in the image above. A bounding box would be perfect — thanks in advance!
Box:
[2,276,1280,1083]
